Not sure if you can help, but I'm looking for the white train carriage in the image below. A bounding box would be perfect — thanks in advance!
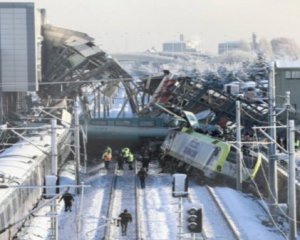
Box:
[0,124,71,239]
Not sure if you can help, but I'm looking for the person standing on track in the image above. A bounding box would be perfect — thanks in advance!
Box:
[102,146,112,170]
[137,167,148,189]
[141,148,151,172]
[117,151,124,170]
[59,189,74,212]
[121,147,134,170]
[118,209,132,236]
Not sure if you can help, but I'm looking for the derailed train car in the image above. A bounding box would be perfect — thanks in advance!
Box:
[0,124,71,239]
[161,111,262,181]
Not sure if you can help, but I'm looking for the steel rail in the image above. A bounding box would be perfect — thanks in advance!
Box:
[205,186,241,240]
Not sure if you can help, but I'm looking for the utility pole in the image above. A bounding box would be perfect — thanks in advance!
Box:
[51,119,58,175]
[268,62,278,211]
[288,120,297,240]
[285,91,291,127]
[0,93,3,125]
[177,197,184,240]
[74,97,81,194]
[50,119,58,240]
[236,100,242,191]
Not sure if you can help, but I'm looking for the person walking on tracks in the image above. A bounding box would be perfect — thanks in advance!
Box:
[117,152,124,170]
[118,209,132,236]
[59,189,74,212]
[142,148,151,172]
[102,146,112,170]
[121,147,134,170]
[137,168,148,189]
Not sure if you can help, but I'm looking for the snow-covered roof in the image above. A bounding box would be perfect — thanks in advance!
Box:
[276,60,300,69]
[0,125,69,201]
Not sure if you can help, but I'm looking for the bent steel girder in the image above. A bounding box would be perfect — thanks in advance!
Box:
[40,25,139,113]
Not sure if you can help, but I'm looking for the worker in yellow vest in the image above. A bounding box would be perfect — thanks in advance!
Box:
[121,147,134,170]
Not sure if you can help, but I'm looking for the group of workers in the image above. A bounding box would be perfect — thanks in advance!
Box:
[101,146,150,188]
[101,146,151,171]
[100,146,151,236]
[58,146,149,237]
[102,146,135,170]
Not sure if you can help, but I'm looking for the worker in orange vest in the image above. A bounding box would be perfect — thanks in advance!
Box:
[102,146,112,170]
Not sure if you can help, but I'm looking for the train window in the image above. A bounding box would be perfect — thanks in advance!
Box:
[12,198,17,214]
[6,205,11,223]
[0,213,4,229]
[23,180,30,199]
[243,155,255,168]
[26,187,30,197]
[226,151,237,164]
[17,189,22,206]
[21,189,27,203]
[114,120,131,126]
[139,120,155,127]
[212,147,220,156]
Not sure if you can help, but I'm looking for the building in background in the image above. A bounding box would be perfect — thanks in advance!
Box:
[0,2,42,123]
[162,34,197,53]
[218,41,243,55]
[275,60,300,122]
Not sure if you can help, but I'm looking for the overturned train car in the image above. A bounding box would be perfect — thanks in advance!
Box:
[161,127,261,181]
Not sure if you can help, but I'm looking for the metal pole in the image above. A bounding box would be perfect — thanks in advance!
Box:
[77,182,85,240]
[0,93,3,125]
[178,197,184,240]
[268,61,278,210]
[80,124,88,174]
[50,119,58,240]
[97,90,101,118]
[288,120,297,240]
[51,119,58,175]
[236,100,242,191]
[285,91,290,129]
[75,97,81,194]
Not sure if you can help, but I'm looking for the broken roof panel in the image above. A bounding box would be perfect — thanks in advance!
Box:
[40,24,139,113]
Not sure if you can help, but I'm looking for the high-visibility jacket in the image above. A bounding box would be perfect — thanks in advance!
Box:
[127,153,134,163]
[105,147,112,154]
[121,148,130,158]
[102,151,112,161]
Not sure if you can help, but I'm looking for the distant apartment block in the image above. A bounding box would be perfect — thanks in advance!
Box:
[162,34,197,53]
[163,42,187,52]
[218,41,243,55]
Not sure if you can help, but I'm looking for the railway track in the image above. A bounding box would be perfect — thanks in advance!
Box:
[104,162,141,239]
[192,185,243,240]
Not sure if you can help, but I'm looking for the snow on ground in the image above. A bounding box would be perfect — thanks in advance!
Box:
[189,186,237,239]
[17,159,291,240]
[215,187,285,240]
[140,174,178,240]
[109,169,137,239]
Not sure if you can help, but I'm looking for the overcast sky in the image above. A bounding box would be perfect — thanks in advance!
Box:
[5,0,300,54]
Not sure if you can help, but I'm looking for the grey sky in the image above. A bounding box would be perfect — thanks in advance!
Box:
[5,0,300,54]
